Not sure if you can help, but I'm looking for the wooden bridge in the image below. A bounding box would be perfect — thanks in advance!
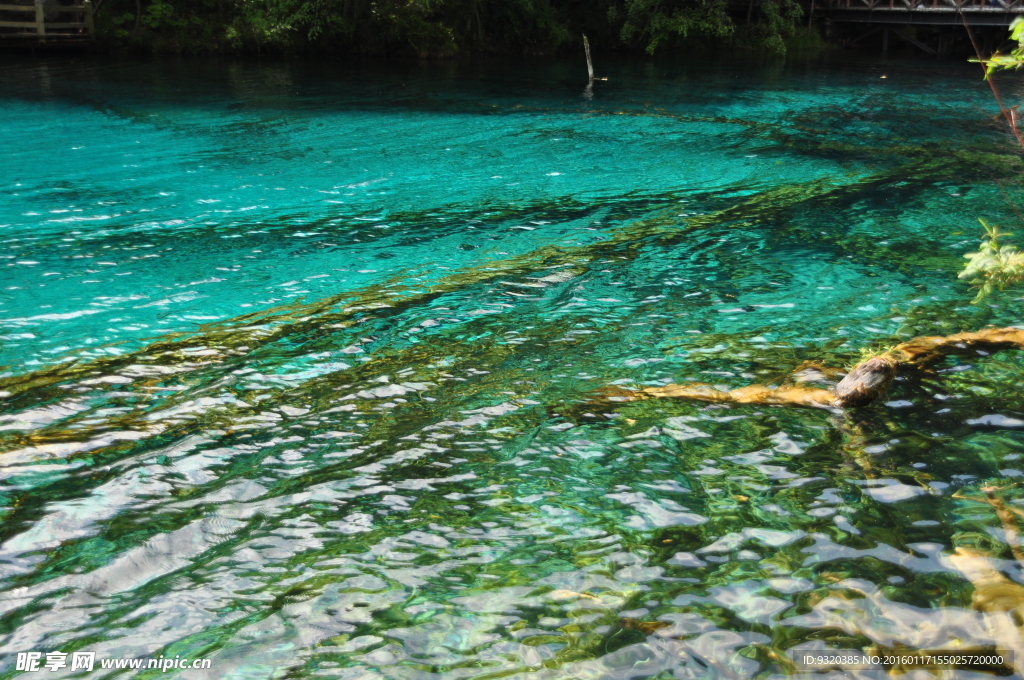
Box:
[0,0,94,46]
[817,0,1024,54]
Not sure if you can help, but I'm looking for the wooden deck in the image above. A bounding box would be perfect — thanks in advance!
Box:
[0,1,94,45]
[815,0,1024,54]
[822,0,1024,24]
[828,0,1024,12]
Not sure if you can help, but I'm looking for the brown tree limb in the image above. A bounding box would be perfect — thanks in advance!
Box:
[941,483,1024,675]
[959,10,1024,150]
[607,327,1024,410]
[890,328,1024,367]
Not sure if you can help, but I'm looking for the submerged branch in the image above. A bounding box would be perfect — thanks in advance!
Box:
[918,548,1024,676]
[892,327,1024,366]
[608,327,1024,410]
[956,485,1024,565]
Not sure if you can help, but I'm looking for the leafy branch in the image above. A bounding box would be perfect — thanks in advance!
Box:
[975,16,1024,79]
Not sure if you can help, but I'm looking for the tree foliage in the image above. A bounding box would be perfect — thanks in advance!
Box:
[978,16,1024,78]
[95,0,809,55]
[619,0,733,55]
[739,0,803,55]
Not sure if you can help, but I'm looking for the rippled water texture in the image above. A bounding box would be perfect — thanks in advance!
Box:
[3,54,1024,679]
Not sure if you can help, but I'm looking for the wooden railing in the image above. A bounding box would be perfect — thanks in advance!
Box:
[0,1,94,40]
[826,0,1024,9]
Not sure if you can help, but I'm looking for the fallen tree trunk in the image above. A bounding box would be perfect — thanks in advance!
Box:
[608,327,1024,410]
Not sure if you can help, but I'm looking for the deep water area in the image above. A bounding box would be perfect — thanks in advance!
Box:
[3,53,1024,679]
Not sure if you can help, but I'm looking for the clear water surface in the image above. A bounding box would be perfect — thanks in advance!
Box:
[2,53,1024,679]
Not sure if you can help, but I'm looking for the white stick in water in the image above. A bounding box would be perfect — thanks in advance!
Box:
[583,34,594,83]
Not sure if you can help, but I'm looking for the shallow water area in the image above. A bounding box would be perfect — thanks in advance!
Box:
[2,53,1024,679]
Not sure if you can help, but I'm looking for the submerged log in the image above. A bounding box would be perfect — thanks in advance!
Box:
[609,327,1024,410]
[892,328,1024,367]
[627,382,836,408]
[831,355,897,408]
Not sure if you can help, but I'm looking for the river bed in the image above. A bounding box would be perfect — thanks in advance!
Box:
[2,54,1024,679]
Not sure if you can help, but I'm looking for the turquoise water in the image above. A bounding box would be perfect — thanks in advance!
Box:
[2,53,1024,678]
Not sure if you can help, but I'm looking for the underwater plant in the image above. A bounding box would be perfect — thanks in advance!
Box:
[960,218,1024,303]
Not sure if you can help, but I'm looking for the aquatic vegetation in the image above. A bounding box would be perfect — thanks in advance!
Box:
[960,219,1024,302]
